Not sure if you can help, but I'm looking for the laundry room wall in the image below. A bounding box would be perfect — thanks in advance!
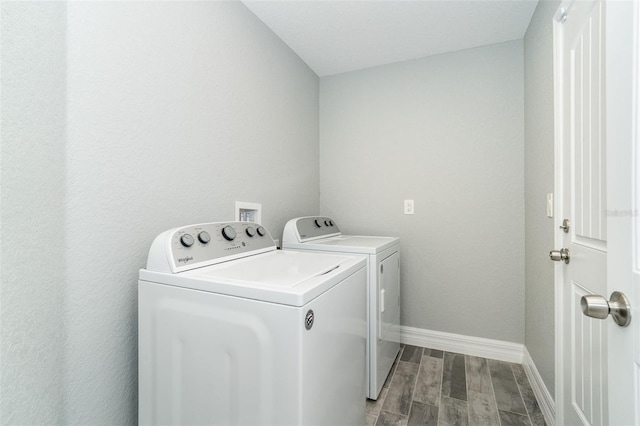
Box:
[1,2,319,424]
[1,2,68,424]
[319,41,525,344]
[523,0,561,399]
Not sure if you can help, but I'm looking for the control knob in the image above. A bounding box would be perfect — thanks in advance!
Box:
[314,219,323,227]
[221,225,236,241]
[257,226,266,236]
[180,234,195,247]
[198,231,211,244]
[246,227,256,237]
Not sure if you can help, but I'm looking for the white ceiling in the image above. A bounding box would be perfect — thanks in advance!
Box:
[242,0,539,77]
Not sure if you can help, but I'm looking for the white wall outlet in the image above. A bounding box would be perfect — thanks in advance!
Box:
[404,199,414,215]
[546,193,553,218]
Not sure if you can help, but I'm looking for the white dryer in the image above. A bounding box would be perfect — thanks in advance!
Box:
[282,217,400,400]
[138,221,367,425]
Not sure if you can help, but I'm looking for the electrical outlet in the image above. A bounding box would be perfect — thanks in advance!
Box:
[404,199,414,215]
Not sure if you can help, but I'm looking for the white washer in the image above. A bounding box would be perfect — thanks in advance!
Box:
[282,217,400,400]
[138,221,367,425]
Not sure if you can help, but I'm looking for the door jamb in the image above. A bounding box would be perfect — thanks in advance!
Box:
[552,3,570,425]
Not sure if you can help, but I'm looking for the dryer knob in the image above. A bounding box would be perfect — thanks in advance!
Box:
[221,225,236,241]
[314,219,323,227]
[246,227,256,237]
[256,226,266,237]
[324,220,331,226]
[180,234,195,247]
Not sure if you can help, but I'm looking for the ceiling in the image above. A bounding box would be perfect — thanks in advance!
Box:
[242,0,539,77]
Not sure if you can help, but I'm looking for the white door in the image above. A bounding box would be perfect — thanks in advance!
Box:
[555,1,638,425]
[556,1,608,424]
[605,0,638,424]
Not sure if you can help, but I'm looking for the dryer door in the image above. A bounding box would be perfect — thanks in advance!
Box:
[378,251,400,340]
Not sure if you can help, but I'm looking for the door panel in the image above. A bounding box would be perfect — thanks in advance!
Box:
[571,282,605,425]
[558,1,639,424]
[557,1,608,424]
[572,0,606,249]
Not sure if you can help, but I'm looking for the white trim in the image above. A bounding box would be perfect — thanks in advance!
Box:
[635,1,640,422]
[552,3,568,425]
[398,325,523,364]
[523,347,556,426]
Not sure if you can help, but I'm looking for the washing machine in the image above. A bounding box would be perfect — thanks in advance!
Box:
[282,217,400,400]
[138,221,367,425]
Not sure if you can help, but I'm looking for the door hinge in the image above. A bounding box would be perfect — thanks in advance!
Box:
[558,7,568,23]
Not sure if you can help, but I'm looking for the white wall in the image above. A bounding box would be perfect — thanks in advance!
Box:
[1,2,319,424]
[1,2,67,423]
[523,0,560,398]
[320,41,525,343]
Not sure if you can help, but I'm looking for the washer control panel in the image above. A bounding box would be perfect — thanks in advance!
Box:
[146,221,276,273]
[290,216,340,242]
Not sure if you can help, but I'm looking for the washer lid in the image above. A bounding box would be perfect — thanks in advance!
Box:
[283,235,399,255]
[139,250,366,306]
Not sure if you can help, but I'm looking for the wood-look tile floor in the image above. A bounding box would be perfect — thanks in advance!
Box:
[366,345,547,426]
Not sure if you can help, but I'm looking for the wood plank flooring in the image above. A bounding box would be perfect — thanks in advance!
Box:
[366,345,547,426]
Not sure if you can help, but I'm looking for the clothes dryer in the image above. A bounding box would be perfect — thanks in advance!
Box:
[282,217,400,400]
[138,221,367,425]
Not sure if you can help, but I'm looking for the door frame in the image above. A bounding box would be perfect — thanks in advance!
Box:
[604,0,638,424]
[552,3,569,424]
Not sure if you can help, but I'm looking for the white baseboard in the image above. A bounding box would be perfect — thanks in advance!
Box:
[398,325,524,363]
[523,347,556,426]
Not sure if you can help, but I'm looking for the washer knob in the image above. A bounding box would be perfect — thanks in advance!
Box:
[180,234,195,247]
[257,226,266,236]
[198,231,211,244]
[325,220,331,226]
[221,225,236,241]
[246,227,256,237]
[314,219,323,227]
[329,220,334,226]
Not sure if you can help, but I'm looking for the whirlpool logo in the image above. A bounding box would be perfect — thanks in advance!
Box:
[177,256,193,263]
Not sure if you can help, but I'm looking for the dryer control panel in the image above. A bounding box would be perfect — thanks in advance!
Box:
[146,221,276,273]
[282,216,341,243]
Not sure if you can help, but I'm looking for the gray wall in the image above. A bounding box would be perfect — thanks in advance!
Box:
[523,0,560,398]
[319,41,525,343]
[1,2,68,424]
[1,2,319,424]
